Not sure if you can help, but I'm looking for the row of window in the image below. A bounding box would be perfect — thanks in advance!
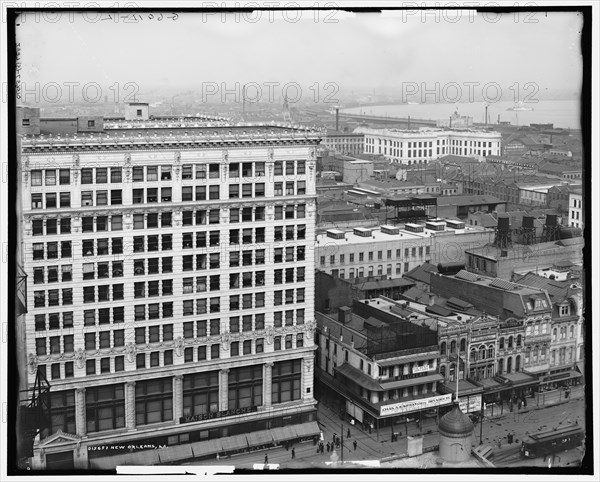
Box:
[30,192,72,209]
[321,246,431,266]
[30,186,311,210]
[30,208,307,239]
[274,267,306,285]
[32,288,73,306]
[33,265,74,284]
[332,264,409,279]
[43,361,301,434]
[30,169,73,186]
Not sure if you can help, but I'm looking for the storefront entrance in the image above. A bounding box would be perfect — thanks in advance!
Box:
[45,450,74,470]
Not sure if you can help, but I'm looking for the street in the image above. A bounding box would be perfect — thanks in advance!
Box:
[180,386,586,470]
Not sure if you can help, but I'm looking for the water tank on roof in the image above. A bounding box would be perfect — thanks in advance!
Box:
[437,262,465,275]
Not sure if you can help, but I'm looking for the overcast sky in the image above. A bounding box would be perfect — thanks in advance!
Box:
[15,9,583,98]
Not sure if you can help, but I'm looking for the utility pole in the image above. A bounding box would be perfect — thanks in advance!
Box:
[340,422,344,465]
[479,406,484,444]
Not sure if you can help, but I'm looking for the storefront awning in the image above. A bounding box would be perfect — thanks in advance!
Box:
[496,372,538,388]
[380,374,443,390]
[576,362,584,377]
[219,434,249,452]
[293,421,320,439]
[158,444,193,464]
[539,370,582,384]
[476,377,506,394]
[191,439,221,458]
[121,449,159,466]
[89,455,124,470]
[246,429,274,446]
[270,425,298,443]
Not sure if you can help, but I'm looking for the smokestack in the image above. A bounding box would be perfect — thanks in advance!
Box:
[485,105,488,127]
[335,108,339,131]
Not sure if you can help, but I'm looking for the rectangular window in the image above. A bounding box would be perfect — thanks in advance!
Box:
[60,192,71,208]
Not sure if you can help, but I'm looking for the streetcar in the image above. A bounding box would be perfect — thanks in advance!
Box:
[520,424,584,458]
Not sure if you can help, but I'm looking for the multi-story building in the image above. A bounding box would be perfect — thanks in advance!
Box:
[430,271,554,398]
[19,107,321,469]
[315,300,451,436]
[464,237,584,281]
[514,270,584,391]
[568,188,583,229]
[316,222,494,280]
[321,130,365,156]
[356,127,501,165]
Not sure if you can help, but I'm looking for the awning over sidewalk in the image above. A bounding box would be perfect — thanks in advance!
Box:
[270,425,298,443]
[294,421,320,439]
[439,379,483,396]
[496,372,538,388]
[539,370,582,384]
[246,429,274,446]
[474,377,505,395]
[576,362,584,377]
[191,439,221,458]
[157,444,193,464]
[219,434,249,452]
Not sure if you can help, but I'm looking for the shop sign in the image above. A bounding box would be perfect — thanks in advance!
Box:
[458,394,482,413]
[380,394,452,417]
[180,406,258,424]
[412,365,430,374]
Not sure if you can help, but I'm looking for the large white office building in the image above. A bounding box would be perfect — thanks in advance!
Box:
[18,106,321,469]
[356,127,502,165]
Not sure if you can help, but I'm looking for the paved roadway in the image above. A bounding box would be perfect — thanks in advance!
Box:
[183,385,586,470]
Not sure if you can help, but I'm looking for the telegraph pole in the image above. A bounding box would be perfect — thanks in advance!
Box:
[341,422,344,465]
[479,406,484,444]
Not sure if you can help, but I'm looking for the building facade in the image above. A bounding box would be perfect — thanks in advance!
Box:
[316,223,494,280]
[321,130,365,156]
[315,301,451,436]
[357,127,501,165]
[19,111,321,469]
[568,190,583,229]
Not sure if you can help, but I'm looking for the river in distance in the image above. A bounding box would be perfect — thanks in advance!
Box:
[341,99,581,130]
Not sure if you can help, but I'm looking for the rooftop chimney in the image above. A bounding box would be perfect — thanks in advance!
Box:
[338,306,352,324]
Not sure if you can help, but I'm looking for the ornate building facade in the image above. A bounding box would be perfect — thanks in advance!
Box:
[19,109,321,469]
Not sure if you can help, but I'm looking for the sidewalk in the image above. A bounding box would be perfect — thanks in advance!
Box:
[482,385,585,421]
[314,401,440,463]
[183,386,585,470]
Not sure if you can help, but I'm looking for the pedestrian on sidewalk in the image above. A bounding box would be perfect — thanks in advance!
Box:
[353,440,358,451]
[347,428,351,438]
[291,448,295,459]
[326,442,330,452]
[264,454,268,465]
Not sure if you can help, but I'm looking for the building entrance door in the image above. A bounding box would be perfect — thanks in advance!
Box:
[45,450,74,470]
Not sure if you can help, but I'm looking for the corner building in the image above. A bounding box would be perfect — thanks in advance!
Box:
[20,114,320,469]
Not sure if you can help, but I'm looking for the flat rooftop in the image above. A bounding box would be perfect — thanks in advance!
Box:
[21,121,323,151]
[316,223,492,246]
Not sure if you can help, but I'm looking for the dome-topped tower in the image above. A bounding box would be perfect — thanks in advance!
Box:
[439,404,474,436]
[438,403,474,462]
